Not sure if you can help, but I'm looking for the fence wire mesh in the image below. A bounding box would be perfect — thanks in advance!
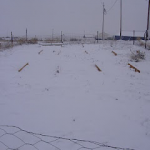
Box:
[0,125,134,150]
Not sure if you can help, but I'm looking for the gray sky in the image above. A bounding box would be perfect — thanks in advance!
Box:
[0,0,148,37]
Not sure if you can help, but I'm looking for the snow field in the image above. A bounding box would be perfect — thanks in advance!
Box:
[0,41,150,150]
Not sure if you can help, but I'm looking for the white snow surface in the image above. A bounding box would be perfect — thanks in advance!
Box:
[0,41,150,150]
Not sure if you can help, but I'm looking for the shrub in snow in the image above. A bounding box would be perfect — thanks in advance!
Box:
[28,38,38,44]
[130,50,145,62]
[17,38,26,45]
[146,42,150,50]
[137,37,145,46]
[70,38,81,42]
[2,42,13,50]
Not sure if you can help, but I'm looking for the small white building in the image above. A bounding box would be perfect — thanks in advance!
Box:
[96,32,111,40]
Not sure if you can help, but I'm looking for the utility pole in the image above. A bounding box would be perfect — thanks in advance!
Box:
[102,2,105,40]
[147,0,150,39]
[26,28,27,42]
[120,0,122,40]
[97,31,99,43]
[52,29,54,42]
[133,30,135,45]
[61,31,63,43]
[145,0,150,48]
[11,32,13,44]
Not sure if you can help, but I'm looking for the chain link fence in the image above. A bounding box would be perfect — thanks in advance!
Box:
[0,125,134,150]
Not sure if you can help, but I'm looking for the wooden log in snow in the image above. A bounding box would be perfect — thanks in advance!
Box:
[38,50,43,54]
[112,51,117,56]
[18,63,29,72]
[85,51,88,54]
[128,63,140,73]
[135,68,140,73]
[95,64,102,72]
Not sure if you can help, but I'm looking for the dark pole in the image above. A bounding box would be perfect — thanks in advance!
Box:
[120,0,122,40]
[61,31,63,43]
[26,28,27,42]
[97,31,99,43]
[147,0,150,32]
[133,30,135,45]
[145,0,150,48]
[102,3,104,40]
[52,29,54,42]
[11,32,13,43]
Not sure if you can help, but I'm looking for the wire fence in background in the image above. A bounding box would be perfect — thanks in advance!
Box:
[1,30,149,51]
[0,125,134,150]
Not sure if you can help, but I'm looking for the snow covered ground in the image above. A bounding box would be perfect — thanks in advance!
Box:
[0,40,150,150]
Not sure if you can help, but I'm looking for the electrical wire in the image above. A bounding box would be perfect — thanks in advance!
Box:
[106,0,119,13]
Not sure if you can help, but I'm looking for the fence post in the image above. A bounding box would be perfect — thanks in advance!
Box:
[133,30,135,45]
[97,31,98,43]
[26,28,27,42]
[11,32,13,44]
[145,30,148,49]
[61,31,63,43]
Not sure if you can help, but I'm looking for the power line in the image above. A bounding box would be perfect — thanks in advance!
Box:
[107,0,119,13]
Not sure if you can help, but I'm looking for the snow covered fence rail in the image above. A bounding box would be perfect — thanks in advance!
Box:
[0,125,134,150]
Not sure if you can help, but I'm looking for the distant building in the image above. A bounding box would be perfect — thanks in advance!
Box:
[95,32,110,40]
[114,31,145,40]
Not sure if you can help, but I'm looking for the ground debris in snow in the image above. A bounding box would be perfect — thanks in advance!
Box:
[112,51,117,56]
[128,63,140,73]
[85,51,88,54]
[95,64,102,72]
[38,50,43,54]
[18,63,29,72]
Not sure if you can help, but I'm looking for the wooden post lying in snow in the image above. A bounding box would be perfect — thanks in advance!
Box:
[128,63,140,73]
[18,63,29,72]
[95,64,102,72]
[135,68,140,73]
[38,50,43,54]
[112,51,117,56]
[85,51,88,54]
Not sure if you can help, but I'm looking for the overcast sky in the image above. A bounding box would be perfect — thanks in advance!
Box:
[0,0,148,37]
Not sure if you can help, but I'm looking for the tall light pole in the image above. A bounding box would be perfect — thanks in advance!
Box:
[120,0,122,40]
[102,3,104,40]
[26,28,27,42]
[102,2,106,40]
